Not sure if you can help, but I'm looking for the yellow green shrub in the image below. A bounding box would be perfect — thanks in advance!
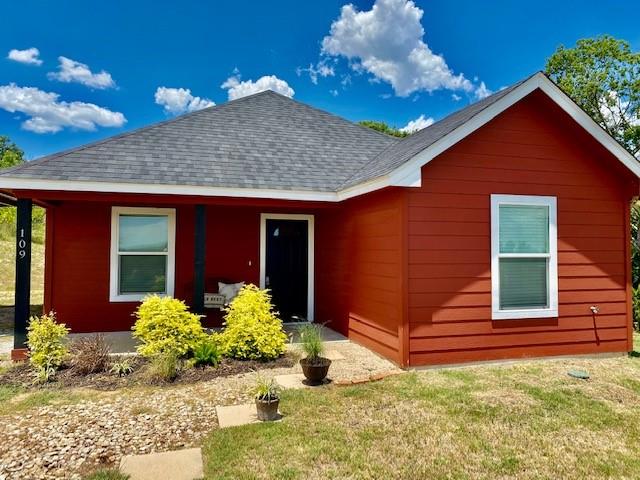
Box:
[219,284,287,361]
[27,311,70,380]
[132,295,205,357]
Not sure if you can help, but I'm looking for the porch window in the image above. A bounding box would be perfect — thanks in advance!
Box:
[110,207,176,302]
[490,195,558,320]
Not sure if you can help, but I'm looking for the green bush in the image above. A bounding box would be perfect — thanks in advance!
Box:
[26,312,70,381]
[132,295,205,357]
[219,284,287,361]
[192,336,221,367]
[144,352,179,382]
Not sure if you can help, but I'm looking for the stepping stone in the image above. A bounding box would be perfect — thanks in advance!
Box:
[216,403,260,428]
[120,447,203,480]
[274,373,331,389]
[324,349,345,361]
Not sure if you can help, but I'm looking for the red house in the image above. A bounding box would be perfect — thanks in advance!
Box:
[1,72,639,367]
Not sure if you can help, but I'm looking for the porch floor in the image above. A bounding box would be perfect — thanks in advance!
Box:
[67,324,348,354]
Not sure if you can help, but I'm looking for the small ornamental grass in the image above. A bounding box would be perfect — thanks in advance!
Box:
[110,359,134,377]
[144,351,180,383]
[191,336,221,368]
[252,375,280,401]
[70,334,111,375]
[298,324,325,362]
[26,312,70,382]
[219,284,287,361]
[132,295,206,358]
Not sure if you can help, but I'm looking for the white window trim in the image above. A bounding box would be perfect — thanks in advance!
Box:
[109,206,176,302]
[491,194,558,320]
[259,213,314,322]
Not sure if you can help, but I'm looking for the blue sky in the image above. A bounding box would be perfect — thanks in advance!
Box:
[1,0,639,160]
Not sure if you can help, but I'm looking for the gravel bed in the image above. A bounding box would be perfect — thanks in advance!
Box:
[0,341,400,479]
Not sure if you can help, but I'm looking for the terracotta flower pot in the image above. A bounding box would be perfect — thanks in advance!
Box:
[255,397,280,421]
[300,357,331,385]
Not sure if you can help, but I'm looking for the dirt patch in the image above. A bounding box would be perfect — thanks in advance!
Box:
[0,354,296,391]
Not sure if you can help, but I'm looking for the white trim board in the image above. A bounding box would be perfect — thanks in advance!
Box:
[490,194,558,320]
[1,73,638,203]
[109,206,176,302]
[259,213,315,322]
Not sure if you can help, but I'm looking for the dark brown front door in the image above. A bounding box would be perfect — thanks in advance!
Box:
[265,219,308,322]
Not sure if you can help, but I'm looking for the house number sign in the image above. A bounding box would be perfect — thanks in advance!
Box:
[18,228,27,259]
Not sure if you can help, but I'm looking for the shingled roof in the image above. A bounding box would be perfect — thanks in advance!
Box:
[2,72,638,200]
[0,90,398,192]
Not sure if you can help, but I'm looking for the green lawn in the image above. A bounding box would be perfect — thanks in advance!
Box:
[200,343,640,479]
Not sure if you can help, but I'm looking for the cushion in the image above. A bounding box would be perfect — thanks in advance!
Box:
[218,281,244,304]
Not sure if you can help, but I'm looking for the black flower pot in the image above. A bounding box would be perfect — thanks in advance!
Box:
[255,397,280,421]
[300,357,332,385]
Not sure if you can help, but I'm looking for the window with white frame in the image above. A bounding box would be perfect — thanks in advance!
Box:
[491,195,558,320]
[110,207,176,302]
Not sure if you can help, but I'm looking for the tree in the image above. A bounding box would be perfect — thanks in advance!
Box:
[0,135,25,169]
[358,120,408,138]
[545,35,640,156]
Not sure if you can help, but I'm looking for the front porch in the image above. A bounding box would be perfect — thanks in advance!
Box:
[7,193,350,358]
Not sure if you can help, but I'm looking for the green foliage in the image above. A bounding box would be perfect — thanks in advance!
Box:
[83,469,130,480]
[219,284,288,361]
[252,375,280,401]
[191,336,221,367]
[298,323,324,360]
[27,312,70,382]
[0,135,25,170]
[109,359,133,377]
[132,295,206,357]
[545,35,640,156]
[358,120,409,138]
[145,351,179,382]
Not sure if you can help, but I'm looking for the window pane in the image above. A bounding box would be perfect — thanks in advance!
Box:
[499,258,548,309]
[499,205,549,253]
[119,255,166,294]
[119,215,168,252]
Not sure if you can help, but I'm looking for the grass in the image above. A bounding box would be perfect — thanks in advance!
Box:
[0,237,44,307]
[202,343,640,479]
[0,384,100,416]
[83,470,129,480]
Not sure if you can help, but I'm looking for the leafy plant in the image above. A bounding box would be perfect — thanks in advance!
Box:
[252,375,280,401]
[219,284,287,361]
[132,295,206,358]
[298,324,325,361]
[192,336,221,368]
[26,312,70,382]
[144,351,179,382]
[110,359,134,377]
[358,120,409,138]
[69,334,111,375]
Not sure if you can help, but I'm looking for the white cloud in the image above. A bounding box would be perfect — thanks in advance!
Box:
[321,0,487,98]
[7,47,42,66]
[0,83,126,133]
[475,81,491,99]
[221,74,294,100]
[400,114,434,134]
[296,60,335,84]
[47,56,116,89]
[330,89,339,97]
[451,93,462,101]
[154,87,214,115]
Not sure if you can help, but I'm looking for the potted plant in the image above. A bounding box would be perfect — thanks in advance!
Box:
[253,376,281,421]
[298,324,331,385]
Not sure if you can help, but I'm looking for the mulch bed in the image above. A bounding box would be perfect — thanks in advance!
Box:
[0,353,296,391]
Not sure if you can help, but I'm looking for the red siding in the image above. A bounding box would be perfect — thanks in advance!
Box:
[407,90,637,365]
[316,188,405,364]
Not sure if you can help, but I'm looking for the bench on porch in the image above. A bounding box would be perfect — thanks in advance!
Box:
[204,279,244,310]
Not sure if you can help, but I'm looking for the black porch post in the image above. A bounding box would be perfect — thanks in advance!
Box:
[14,198,32,351]
[193,204,206,313]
